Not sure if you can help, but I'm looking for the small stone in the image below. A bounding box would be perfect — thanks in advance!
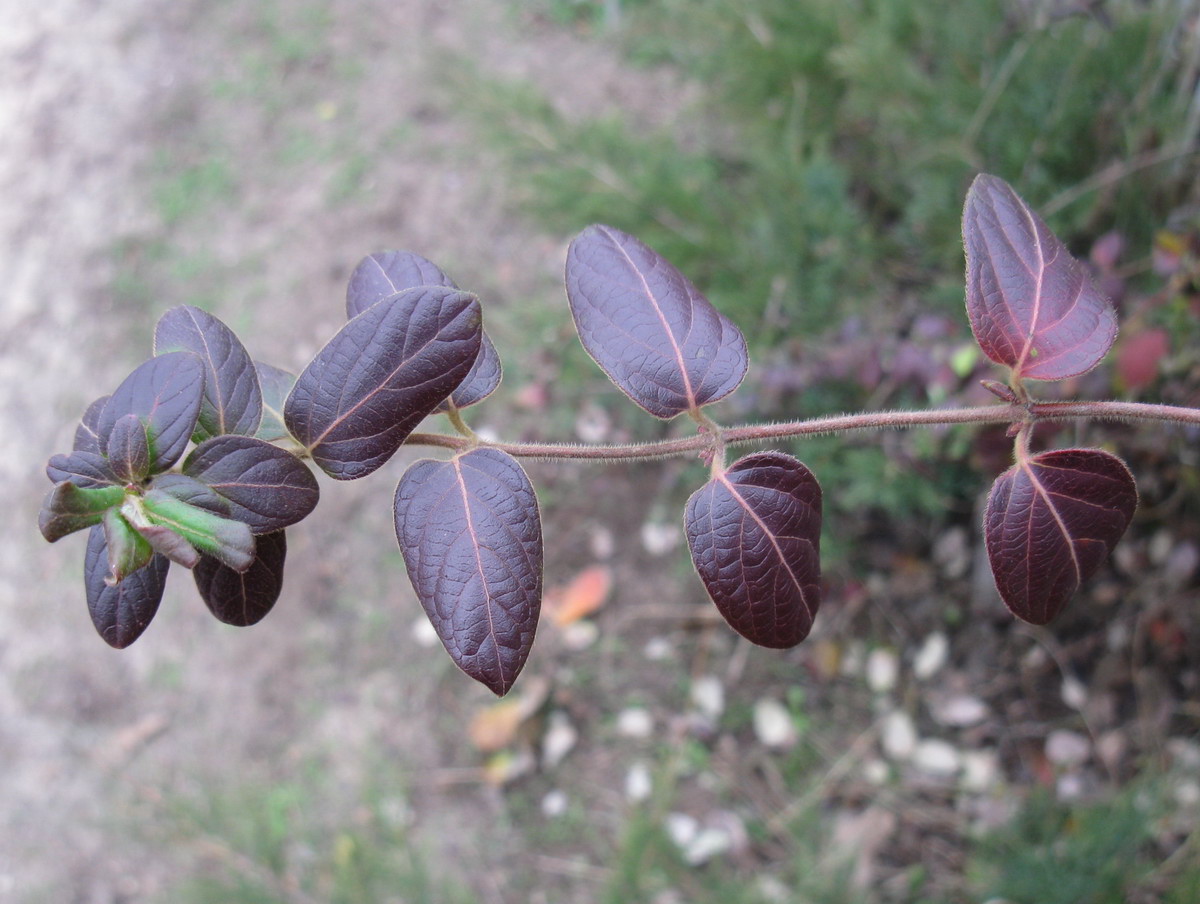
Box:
[1168,739,1200,770]
[561,620,599,650]
[756,876,791,904]
[643,637,673,661]
[866,648,898,694]
[841,641,865,678]
[881,711,917,760]
[913,632,949,681]
[541,790,568,817]
[684,827,733,865]
[960,750,1000,792]
[626,762,653,802]
[1061,676,1088,710]
[1174,780,1200,808]
[542,712,577,768]
[665,812,699,849]
[933,527,970,579]
[589,525,615,560]
[862,758,890,785]
[931,694,989,727]
[912,739,961,776]
[640,522,681,556]
[1044,730,1090,767]
[617,707,654,739]
[410,616,439,648]
[1096,730,1127,772]
[1149,528,1173,565]
[1056,772,1086,801]
[753,698,797,749]
[690,675,724,722]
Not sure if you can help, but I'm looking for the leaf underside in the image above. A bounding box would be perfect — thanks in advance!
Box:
[394,448,543,696]
[985,448,1137,625]
[284,286,482,480]
[345,250,502,411]
[74,395,109,454]
[46,450,119,489]
[84,526,170,648]
[154,305,263,441]
[96,351,206,473]
[685,452,822,648]
[194,530,287,626]
[964,174,1117,381]
[39,481,126,542]
[182,435,319,533]
[565,224,748,419]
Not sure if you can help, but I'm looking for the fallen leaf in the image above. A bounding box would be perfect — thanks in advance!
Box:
[543,564,612,627]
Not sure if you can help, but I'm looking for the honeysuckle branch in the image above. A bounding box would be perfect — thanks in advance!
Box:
[405,399,1200,463]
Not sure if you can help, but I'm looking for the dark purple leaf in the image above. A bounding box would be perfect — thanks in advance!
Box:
[194,530,287,626]
[97,352,205,473]
[985,448,1137,625]
[102,507,153,583]
[346,250,456,318]
[685,452,822,648]
[137,490,255,572]
[154,305,263,441]
[254,361,297,443]
[964,174,1118,381]
[46,451,119,489]
[74,395,109,454]
[565,225,748,419]
[394,448,543,696]
[182,435,319,533]
[84,525,169,648]
[284,286,482,480]
[436,331,502,412]
[148,473,232,516]
[39,482,126,542]
[106,413,151,483]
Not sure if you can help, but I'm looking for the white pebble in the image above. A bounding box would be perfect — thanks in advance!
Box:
[913,632,949,680]
[753,698,797,749]
[1061,676,1088,710]
[542,712,577,768]
[643,637,673,661]
[616,707,654,739]
[665,812,698,849]
[684,827,733,865]
[541,790,568,817]
[640,522,681,556]
[881,711,917,760]
[690,675,725,722]
[912,739,961,776]
[410,616,439,648]
[931,694,989,727]
[625,762,653,802]
[960,750,1000,792]
[866,648,899,694]
[862,758,890,785]
[1045,730,1090,767]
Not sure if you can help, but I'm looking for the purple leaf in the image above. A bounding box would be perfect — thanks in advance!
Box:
[96,352,205,473]
[394,448,542,696]
[84,525,169,648]
[964,174,1118,381]
[346,250,457,318]
[345,251,502,411]
[39,481,126,542]
[194,530,287,627]
[154,305,263,441]
[182,435,319,533]
[74,395,109,454]
[565,225,748,419]
[106,413,151,483]
[253,361,297,443]
[685,452,822,648]
[148,473,232,515]
[985,448,1137,625]
[284,286,482,480]
[46,451,119,489]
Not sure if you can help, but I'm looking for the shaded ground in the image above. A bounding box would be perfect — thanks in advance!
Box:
[4,2,1199,903]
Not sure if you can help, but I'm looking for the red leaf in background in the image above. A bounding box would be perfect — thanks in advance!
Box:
[1116,328,1170,393]
[985,449,1136,625]
[964,174,1117,382]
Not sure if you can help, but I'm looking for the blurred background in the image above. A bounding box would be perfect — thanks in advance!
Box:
[4,0,1200,901]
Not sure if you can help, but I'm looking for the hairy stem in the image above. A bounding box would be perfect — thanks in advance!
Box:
[404,399,1200,463]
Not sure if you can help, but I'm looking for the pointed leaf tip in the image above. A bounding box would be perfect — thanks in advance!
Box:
[964,174,1117,381]
[565,225,748,419]
[394,448,543,695]
[985,448,1136,625]
[686,452,822,648]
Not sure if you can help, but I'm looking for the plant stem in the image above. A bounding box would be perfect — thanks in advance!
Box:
[404,399,1200,463]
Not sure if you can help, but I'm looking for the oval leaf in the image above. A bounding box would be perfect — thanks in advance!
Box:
[985,448,1137,625]
[685,452,822,648]
[106,413,151,483]
[154,305,263,441]
[137,490,255,572]
[46,450,119,489]
[102,507,154,583]
[565,224,748,419]
[436,330,503,412]
[284,286,482,480]
[183,435,319,533]
[254,361,297,443]
[394,448,543,696]
[964,174,1118,381]
[346,250,457,318]
[194,530,287,626]
[97,352,205,473]
[84,525,170,648]
[39,481,126,542]
[74,395,109,454]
